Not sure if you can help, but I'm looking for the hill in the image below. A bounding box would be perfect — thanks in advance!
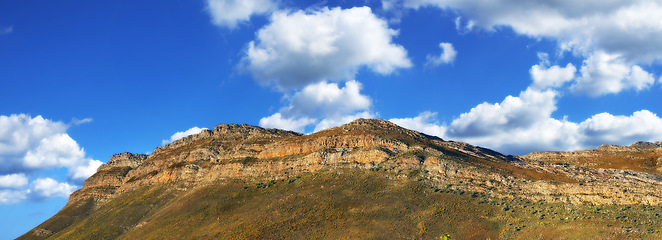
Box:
[19,119,662,239]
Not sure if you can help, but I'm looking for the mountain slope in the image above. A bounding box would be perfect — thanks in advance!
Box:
[19,119,662,239]
[525,141,662,175]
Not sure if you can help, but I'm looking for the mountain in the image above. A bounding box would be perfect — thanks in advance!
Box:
[19,119,662,239]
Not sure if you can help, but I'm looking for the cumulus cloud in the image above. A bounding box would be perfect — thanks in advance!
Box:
[570,52,655,96]
[391,88,662,155]
[529,52,576,90]
[285,80,371,118]
[0,114,98,176]
[28,178,76,200]
[0,114,100,203]
[385,0,662,95]
[378,0,662,153]
[425,42,457,68]
[1,177,79,204]
[385,0,662,61]
[70,160,103,181]
[579,110,662,147]
[247,6,410,133]
[0,190,26,204]
[449,88,558,137]
[259,113,316,132]
[206,0,276,29]
[23,133,87,169]
[242,7,411,89]
[162,127,208,145]
[443,88,584,154]
[0,115,67,167]
[260,80,374,132]
[0,174,28,189]
[389,111,447,137]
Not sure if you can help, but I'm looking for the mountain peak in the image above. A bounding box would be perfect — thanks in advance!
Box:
[345,118,397,127]
[339,118,407,133]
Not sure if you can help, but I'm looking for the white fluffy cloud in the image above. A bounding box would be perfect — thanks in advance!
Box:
[162,127,208,145]
[247,6,409,133]
[425,42,457,68]
[260,80,374,132]
[206,0,276,29]
[385,0,661,95]
[391,89,662,155]
[390,111,447,137]
[286,80,371,118]
[385,0,662,62]
[70,160,103,181]
[529,53,576,90]
[243,7,411,89]
[28,178,77,200]
[449,88,558,137]
[23,133,87,169]
[0,115,67,164]
[579,110,662,147]
[444,88,583,154]
[571,52,655,96]
[0,174,28,189]
[379,0,662,153]
[259,113,316,132]
[1,177,79,204]
[0,114,99,178]
[0,190,26,204]
[0,114,100,204]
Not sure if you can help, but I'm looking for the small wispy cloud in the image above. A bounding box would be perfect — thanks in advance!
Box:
[71,118,93,126]
[425,42,457,68]
[0,26,13,35]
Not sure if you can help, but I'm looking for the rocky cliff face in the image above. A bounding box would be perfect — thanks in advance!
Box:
[68,119,505,207]
[518,142,662,205]
[524,141,662,176]
[66,119,662,209]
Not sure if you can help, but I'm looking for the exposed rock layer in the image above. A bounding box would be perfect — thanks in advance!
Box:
[68,119,662,209]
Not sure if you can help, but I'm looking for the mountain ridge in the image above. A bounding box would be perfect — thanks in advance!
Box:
[20,118,662,239]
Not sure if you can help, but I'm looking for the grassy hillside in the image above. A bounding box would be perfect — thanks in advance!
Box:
[20,168,662,239]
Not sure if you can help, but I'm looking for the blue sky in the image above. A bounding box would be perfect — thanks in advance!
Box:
[2,0,662,238]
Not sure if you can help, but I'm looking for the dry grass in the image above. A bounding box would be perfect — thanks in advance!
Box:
[21,168,662,239]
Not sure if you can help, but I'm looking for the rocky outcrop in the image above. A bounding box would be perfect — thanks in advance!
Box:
[524,141,662,175]
[630,141,662,149]
[67,152,147,206]
[519,142,662,204]
[97,152,148,171]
